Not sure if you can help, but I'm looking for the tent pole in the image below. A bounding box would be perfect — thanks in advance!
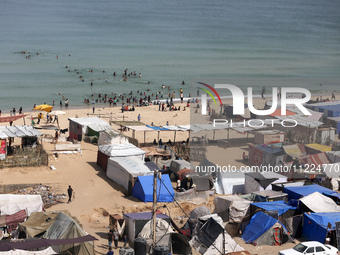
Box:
[144,131,146,145]
[158,131,160,143]
[152,169,157,249]
[174,131,176,143]
[213,130,216,140]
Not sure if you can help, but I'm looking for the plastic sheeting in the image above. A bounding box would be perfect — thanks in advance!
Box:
[98,144,145,159]
[175,189,209,205]
[250,200,297,216]
[213,195,251,222]
[300,192,340,213]
[283,184,336,200]
[0,247,56,254]
[215,171,245,195]
[0,195,43,216]
[244,172,287,194]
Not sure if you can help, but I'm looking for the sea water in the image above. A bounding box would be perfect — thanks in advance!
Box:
[0,0,339,112]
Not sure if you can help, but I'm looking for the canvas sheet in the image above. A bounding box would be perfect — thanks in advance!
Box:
[300,192,340,213]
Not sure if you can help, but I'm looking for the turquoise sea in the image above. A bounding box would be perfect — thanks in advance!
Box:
[1,0,339,112]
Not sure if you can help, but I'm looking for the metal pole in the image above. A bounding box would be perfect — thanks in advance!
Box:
[152,169,157,249]
[174,131,176,143]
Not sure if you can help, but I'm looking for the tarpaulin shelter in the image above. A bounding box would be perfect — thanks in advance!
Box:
[0,210,27,234]
[283,144,306,159]
[123,212,170,242]
[307,102,340,118]
[300,192,340,213]
[97,143,145,171]
[0,247,56,254]
[244,172,287,194]
[327,116,340,134]
[249,144,285,168]
[254,130,285,145]
[251,190,288,202]
[298,152,331,167]
[305,143,332,154]
[283,184,336,201]
[0,194,43,216]
[215,170,245,195]
[132,174,174,202]
[326,151,340,163]
[213,195,251,222]
[97,129,129,146]
[189,214,244,255]
[303,212,340,243]
[68,117,110,141]
[241,211,293,246]
[322,162,340,178]
[191,175,214,192]
[106,156,151,195]
[19,211,95,255]
[197,158,217,179]
[109,214,125,236]
[250,200,297,221]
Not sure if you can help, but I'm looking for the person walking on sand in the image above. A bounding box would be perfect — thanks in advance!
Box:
[137,114,141,122]
[107,230,113,248]
[113,228,119,249]
[261,86,266,99]
[67,185,73,203]
[332,91,336,101]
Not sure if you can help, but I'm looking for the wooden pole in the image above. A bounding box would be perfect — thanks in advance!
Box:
[174,131,177,143]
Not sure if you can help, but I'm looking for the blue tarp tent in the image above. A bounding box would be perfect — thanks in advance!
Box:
[283,184,336,201]
[241,211,292,245]
[132,174,174,202]
[303,212,340,243]
[250,200,297,216]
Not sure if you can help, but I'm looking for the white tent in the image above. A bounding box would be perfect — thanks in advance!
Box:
[0,194,43,216]
[300,192,340,213]
[97,129,129,146]
[68,117,111,141]
[106,156,151,194]
[99,144,145,160]
[0,247,56,254]
[244,172,287,194]
[215,171,245,194]
[213,195,251,222]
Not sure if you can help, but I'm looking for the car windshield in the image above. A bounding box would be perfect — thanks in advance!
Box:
[293,243,307,252]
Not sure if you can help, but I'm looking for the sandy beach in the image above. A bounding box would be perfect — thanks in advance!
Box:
[0,93,337,255]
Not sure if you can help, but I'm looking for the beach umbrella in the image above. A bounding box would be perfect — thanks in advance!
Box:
[48,110,66,116]
[33,104,53,112]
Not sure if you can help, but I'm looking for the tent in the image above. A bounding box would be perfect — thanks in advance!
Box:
[19,211,94,255]
[109,214,125,237]
[123,212,170,242]
[97,129,129,146]
[241,211,293,246]
[0,247,56,254]
[244,172,287,194]
[106,156,152,195]
[132,174,174,202]
[97,143,145,171]
[250,201,297,221]
[189,214,244,255]
[191,175,214,192]
[248,144,285,168]
[169,160,194,174]
[251,190,287,202]
[326,151,340,163]
[68,117,111,141]
[327,116,340,134]
[215,170,245,194]
[300,192,340,213]
[213,195,251,222]
[0,210,27,234]
[305,143,332,154]
[197,158,217,179]
[283,184,337,201]
[254,130,285,145]
[283,144,306,159]
[0,194,43,216]
[303,212,340,243]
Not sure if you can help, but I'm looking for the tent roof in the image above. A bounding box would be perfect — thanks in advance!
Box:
[99,144,145,157]
[300,192,340,213]
[68,117,108,126]
[123,211,169,220]
[0,125,42,138]
[132,174,174,202]
[305,143,332,152]
[283,144,306,158]
[255,144,283,155]
[109,156,151,175]
[252,190,288,199]
[269,109,296,117]
[283,184,336,200]
[303,212,340,230]
[241,211,285,243]
[0,130,8,139]
[251,200,297,216]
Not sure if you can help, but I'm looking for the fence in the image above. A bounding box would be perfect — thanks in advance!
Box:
[0,146,48,168]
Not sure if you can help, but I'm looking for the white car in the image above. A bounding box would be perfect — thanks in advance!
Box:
[278,241,338,255]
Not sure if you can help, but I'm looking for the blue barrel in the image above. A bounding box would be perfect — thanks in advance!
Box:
[134,237,147,255]
[154,245,170,255]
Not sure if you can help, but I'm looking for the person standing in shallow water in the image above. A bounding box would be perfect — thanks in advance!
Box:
[67,185,73,203]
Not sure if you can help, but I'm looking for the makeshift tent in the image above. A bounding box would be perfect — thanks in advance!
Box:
[68,117,110,141]
[132,174,174,202]
[251,190,288,202]
[308,102,340,118]
[283,184,337,201]
[177,168,195,181]
[271,181,305,192]
[254,130,284,145]
[327,116,340,134]
[0,194,43,216]
[123,212,170,242]
[189,214,244,255]
[213,195,251,222]
[283,144,306,159]
[138,218,174,252]
[169,160,194,174]
[106,156,152,195]
[191,175,214,192]
[248,144,285,168]
[109,214,125,237]
[300,192,340,213]
[322,162,340,178]
[303,212,340,243]
[97,129,129,146]
[244,172,287,194]
[326,151,340,163]
[0,247,56,254]
[250,201,297,221]
[97,143,145,171]
[241,211,293,246]
[215,170,245,195]
[19,211,94,255]
[197,158,217,179]
[0,209,27,234]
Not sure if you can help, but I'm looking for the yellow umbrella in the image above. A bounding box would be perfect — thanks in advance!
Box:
[33,104,53,112]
